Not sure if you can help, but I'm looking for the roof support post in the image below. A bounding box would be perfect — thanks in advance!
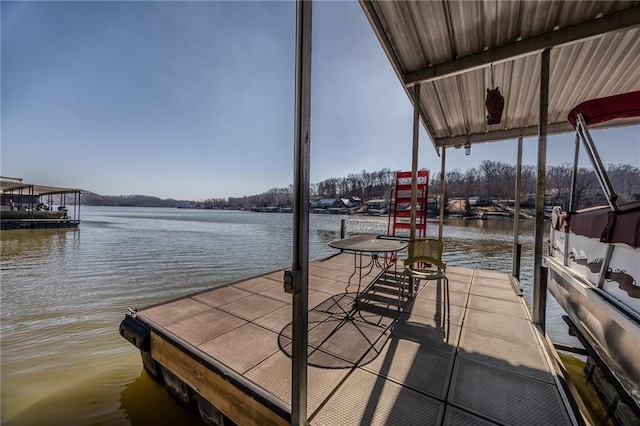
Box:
[291,0,312,424]
[29,185,34,220]
[512,136,523,279]
[438,147,446,240]
[409,84,421,241]
[532,49,550,331]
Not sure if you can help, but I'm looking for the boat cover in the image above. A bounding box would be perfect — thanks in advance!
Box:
[559,201,640,248]
[567,91,640,128]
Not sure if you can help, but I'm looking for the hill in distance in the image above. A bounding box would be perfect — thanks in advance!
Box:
[80,191,196,208]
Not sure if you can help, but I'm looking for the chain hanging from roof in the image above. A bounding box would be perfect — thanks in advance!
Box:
[485,63,504,125]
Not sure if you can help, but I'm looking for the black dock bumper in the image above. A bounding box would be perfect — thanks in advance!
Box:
[119,315,150,351]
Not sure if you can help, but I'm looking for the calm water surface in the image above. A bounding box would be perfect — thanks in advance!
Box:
[1,206,575,425]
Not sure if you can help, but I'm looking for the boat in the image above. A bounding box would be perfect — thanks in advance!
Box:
[1,176,82,229]
[546,92,640,408]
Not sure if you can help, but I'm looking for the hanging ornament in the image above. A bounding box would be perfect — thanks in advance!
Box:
[485,63,504,125]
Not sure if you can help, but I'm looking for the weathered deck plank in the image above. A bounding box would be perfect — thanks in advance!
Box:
[150,332,289,426]
[134,252,575,425]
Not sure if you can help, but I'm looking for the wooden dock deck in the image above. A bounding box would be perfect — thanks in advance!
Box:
[125,252,577,425]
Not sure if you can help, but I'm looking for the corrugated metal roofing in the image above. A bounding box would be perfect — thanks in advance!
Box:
[360,0,640,149]
[0,178,81,196]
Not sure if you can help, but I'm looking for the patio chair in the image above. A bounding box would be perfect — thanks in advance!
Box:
[401,238,449,302]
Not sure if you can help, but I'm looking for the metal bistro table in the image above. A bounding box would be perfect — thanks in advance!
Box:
[329,234,407,308]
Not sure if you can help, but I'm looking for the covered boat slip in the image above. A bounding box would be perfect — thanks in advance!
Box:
[129,253,574,425]
[118,0,640,424]
[353,2,640,423]
[0,176,81,229]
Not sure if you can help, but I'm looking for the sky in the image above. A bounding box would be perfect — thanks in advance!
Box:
[2,1,639,200]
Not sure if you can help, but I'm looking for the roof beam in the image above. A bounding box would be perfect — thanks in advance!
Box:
[434,121,574,148]
[404,6,640,87]
[435,116,640,148]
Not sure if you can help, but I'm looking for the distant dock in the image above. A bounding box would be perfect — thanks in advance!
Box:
[120,253,578,425]
[1,176,81,230]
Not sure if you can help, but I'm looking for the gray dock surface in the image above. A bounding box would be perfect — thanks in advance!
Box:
[135,252,574,425]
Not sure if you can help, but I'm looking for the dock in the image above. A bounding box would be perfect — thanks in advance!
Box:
[122,252,577,425]
[1,176,81,230]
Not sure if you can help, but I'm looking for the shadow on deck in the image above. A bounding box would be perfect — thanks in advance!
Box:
[124,253,576,425]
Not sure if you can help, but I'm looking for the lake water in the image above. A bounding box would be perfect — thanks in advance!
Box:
[1,206,577,425]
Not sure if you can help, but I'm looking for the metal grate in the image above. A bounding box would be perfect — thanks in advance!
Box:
[446,267,475,277]
[233,276,281,294]
[308,291,337,311]
[362,338,454,400]
[463,309,537,343]
[309,264,352,281]
[198,323,282,374]
[244,348,350,413]
[469,285,520,302]
[164,308,246,346]
[442,406,501,425]
[139,298,212,326]
[448,357,571,425]
[305,318,389,367]
[315,280,355,296]
[278,311,338,340]
[473,270,509,280]
[309,275,340,291]
[193,286,253,308]
[257,285,294,304]
[218,293,287,321]
[311,368,444,425]
[466,294,528,319]
[391,313,460,353]
[313,293,356,316]
[417,286,469,308]
[471,277,514,288]
[458,328,553,382]
[352,302,400,328]
[405,298,466,326]
[307,347,356,370]
[442,278,472,294]
[252,305,295,334]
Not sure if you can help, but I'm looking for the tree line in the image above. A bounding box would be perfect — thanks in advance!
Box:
[80,192,194,208]
[214,161,639,210]
[439,161,639,209]
[81,161,639,210]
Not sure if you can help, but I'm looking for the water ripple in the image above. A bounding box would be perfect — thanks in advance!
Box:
[0,206,570,424]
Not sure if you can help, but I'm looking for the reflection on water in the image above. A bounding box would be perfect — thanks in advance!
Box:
[120,370,205,426]
[0,207,574,424]
[1,228,77,265]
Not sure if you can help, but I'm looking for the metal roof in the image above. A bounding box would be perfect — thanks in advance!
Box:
[0,177,81,196]
[360,1,640,150]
